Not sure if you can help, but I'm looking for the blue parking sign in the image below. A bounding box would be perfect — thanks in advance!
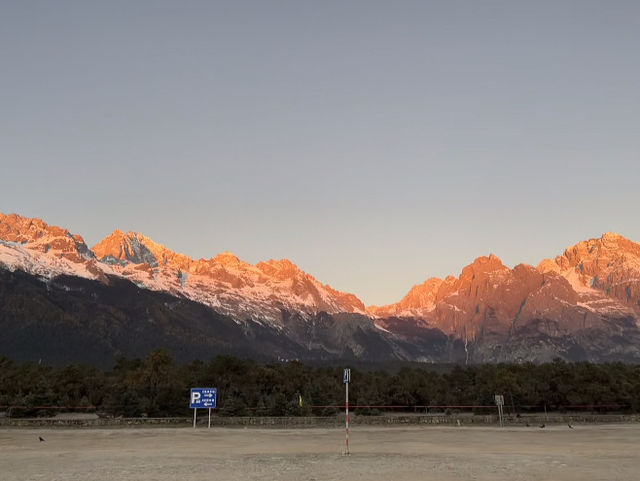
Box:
[190,388,217,408]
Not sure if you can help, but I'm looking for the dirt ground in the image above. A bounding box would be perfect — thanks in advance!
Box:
[1,424,638,481]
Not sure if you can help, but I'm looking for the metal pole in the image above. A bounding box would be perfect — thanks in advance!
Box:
[208,408,211,429]
[193,408,197,429]
[345,380,349,454]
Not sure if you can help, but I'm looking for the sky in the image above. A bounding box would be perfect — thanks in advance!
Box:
[1,1,639,306]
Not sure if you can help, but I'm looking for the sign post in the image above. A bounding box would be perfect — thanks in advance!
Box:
[343,368,351,455]
[190,388,217,429]
[494,394,504,427]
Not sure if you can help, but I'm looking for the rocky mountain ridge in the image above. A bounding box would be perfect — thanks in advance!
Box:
[0,214,365,325]
[2,212,640,364]
[368,234,640,362]
[369,233,640,327]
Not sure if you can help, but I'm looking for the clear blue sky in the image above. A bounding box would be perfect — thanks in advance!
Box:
[1,1,639,305]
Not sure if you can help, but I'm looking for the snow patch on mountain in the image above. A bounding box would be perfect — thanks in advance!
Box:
[0,241,101,281]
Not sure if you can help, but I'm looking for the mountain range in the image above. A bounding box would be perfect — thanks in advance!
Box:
[1,212,640,366]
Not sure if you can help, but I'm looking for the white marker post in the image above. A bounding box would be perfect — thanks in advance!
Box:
[208,408,211,429]
[343,368,351,455]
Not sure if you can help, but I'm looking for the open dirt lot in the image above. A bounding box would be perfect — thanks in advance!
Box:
[1,424,638,481]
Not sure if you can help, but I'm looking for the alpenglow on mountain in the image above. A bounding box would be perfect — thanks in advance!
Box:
[1,212,640,366]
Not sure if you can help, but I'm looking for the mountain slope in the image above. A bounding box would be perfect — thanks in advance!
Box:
[0,268,315,366]
[2,212,640,364]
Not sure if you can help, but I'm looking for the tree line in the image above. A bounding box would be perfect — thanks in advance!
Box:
[1,351,639,418]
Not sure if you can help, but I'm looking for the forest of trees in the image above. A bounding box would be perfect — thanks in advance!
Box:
[1,351,639,418]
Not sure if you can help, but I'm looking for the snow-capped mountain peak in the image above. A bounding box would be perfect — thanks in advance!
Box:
[3,214,640,363]
[0,213,94,263]
[0,214,366,324]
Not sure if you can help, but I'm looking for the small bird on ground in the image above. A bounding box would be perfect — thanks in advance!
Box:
[38,437,45,442]
[568,423,574,429]
[539,424,545,428]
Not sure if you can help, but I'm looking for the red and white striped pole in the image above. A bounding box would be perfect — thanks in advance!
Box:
[344,368,350,455]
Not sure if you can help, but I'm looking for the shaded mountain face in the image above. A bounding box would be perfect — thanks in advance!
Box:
[0,269,414,367]
[2,212,640,365]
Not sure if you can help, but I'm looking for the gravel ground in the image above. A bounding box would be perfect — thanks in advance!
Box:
[1,424,638,481]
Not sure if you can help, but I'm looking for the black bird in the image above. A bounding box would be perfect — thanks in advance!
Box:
[539,424,545,429]
[568,423,574,429]
[525,422,530,427]
[38,436,45,442]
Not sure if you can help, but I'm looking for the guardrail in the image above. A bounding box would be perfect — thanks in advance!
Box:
[2,413,640,428]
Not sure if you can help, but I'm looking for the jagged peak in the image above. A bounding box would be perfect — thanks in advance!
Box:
[460,254,508,279]
[126,230,152,240]
[264,258,297,269]
[213,251,242,266]
[537,258,560,273]
[103,229,155,244]
[216,250,238,258]
[255,258,304,279]
[94,229,172,250]
[472,253,504,266]
[402,277,443,301]
[406,277,443,293]
[0,212,88,247]
[601,231,624,241]
[0,212,27,224]
[539,232,640,271]
[92,229,177,267]
[0,212,38,224]
[1,212,70,239]
[513,262,536,271]
[566,231,633,251]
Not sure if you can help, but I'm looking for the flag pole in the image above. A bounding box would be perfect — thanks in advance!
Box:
[345,378,349,454]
